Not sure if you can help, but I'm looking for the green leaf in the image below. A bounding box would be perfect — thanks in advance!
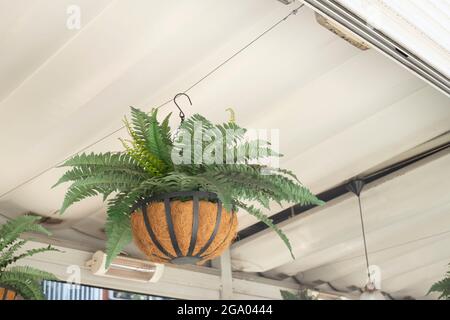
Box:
[129,108,173,167]
[280,289,316,300]
[105,214,132,268]
[146,109,173,168]
[280,290,300,300]
[0,218,61,299]
[160,112,173,147]
[236,201,295,260]
[59,172,144,214]
[428,276,450,300]
[122,113,168,175]
[53,159,147,188]
[59,185,99,214]
[0,240,26,269]
[9,245,60,265]
[58,152,141,170]
[6,266,58,282]
[0,215,50,251]
[0,271,46,300]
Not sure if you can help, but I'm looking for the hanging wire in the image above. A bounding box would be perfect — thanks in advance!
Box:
[357,194,372,283]
[347,179,372,284]
[181,4,304,94]
[0,4,305,200]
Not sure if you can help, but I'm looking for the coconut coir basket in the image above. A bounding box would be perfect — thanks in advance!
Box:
[0,288,17,300]
[131,191,237,265]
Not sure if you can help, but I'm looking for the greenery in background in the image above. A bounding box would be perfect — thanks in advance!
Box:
[55,107,324,266]
[0,215,59,300]
[428,264,450,300]
[280,289,317,300]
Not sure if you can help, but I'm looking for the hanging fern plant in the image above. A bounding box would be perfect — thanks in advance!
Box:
[55,107,324,267]
[429,264,450,300]
[0,215,59,300]
[280,289,317,300]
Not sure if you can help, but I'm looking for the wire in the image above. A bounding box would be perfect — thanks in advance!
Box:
[180,4,304,94]
[313,229,450,270]
[357,195,372,283]
[0,4,305,200]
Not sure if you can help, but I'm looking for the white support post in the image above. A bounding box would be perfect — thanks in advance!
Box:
[219,249,233,300]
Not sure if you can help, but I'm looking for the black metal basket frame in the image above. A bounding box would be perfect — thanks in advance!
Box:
[135,191,235,265]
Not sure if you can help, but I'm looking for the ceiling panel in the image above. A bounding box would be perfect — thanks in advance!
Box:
[235,149,450,299]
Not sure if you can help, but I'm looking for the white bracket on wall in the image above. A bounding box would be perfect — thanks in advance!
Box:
[219,249,233,300]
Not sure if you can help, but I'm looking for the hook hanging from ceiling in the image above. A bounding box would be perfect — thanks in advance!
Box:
[173,93,192,123]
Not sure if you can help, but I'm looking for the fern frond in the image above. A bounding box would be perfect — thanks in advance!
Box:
[54,160,147,188]
[429,274,450,300]
[105,213,132,268]
[5,266,57,282]
[271,167,301,183]
[129,108,173,168]
[146,109,173,168]
[122,116,167,175]
[235,201,294,259]
[10,245,59,265]
[0,240,26,269]
[280,290,301,300]
[68,173,142,190]
[0,216,50,251]
[59,185,99,214]
[58,152,141,170]
[0,217,59,300]
[160,112,173,146]
[0,271,46,300]
[59,172,144,214]
[179,113,214,137]
[106,190,143,219]
[233,140,282,163]
[280,289,316,300]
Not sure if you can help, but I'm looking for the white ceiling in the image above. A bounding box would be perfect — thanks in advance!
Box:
[234,148,450,299]
[0,0,449,299]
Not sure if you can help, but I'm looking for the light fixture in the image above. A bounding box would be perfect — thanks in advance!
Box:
[347,180,386,300]
[315,13,370,50]
[86,251,164,283]
[359,282,386,300]
[277,0,296,4]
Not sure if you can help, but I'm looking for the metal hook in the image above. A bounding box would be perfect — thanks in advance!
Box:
[173,93,192,122]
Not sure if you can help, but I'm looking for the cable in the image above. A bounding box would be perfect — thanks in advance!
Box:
[357,195,372,282]
[313,229,450,269]
[180,4,304,95]
[0,4,305,200]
